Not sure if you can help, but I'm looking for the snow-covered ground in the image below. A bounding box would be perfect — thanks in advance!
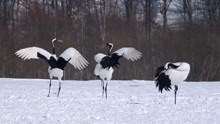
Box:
[0,78,220,124]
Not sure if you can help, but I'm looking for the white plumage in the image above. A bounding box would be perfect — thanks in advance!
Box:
[16,47,51,60]
[165,62,190,85]
[94,63,114,81]
[59,48,89,70]
[113,47,142,61]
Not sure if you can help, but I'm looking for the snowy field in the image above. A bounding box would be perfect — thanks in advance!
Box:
[0,78,220,124]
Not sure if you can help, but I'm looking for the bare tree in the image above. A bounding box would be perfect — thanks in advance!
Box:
[2,0,8,26]
[197,0,219,28]
[183,0,193,26]
[93,0,117,42]
[141,0,153,41]
[159,0,173,32]
[174,0,193,28]
[124,0,133,24]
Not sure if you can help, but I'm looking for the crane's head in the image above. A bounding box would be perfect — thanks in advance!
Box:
[52,37,63,47]
[52,37,57,43]
[106,42,114,55]
[164,62,171,69]
[106,42,113,50]
[165,62,179,69]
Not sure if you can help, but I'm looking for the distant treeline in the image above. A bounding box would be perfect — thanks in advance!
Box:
[0,0,219,81]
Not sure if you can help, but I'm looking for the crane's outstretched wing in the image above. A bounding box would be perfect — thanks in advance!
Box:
[100,47,142,69]
[15,47,58,67]
[113,47,142,61]
[58,48,89,70]
[15,47,52,60]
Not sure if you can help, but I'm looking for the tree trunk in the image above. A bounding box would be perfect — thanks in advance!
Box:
[55,0,58,13]
[124,0,133,24]
[3,0,8,27]
[160,0,172,33]
[219,0,220,20]
[98,0,106,42]
[61,0,65,14]
[11,0,16,29]
[0,0,2,24]
[162,10,167,32]
[42,0,45,12]
[183,0,187,24]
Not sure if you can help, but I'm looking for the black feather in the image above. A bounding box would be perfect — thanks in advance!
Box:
[57,57,70,70]
[37,52,69,70]
[100,56,112,69]
[168,63,179,69]
[100,53,123,69]
[37,53,57,68]
[155,72,172,93]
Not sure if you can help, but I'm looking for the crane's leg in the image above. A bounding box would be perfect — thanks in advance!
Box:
[105,80,108,99]
[174,85,178,104]
[57,80,61,97]
[63,70,65,80]
[101,79,104,97]
[47,79,52,97]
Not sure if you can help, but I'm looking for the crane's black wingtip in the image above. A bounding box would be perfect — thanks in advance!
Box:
[155,72,172,93]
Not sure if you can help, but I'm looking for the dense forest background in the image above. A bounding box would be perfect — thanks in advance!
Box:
[0,0,219,81]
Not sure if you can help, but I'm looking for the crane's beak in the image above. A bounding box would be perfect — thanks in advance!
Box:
[57,39,63,42]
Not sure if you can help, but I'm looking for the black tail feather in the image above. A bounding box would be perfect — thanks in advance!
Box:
[155,73,172,93]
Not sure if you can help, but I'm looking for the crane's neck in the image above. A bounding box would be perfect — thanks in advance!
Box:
[52,42,56,55]
[108,45,113,56]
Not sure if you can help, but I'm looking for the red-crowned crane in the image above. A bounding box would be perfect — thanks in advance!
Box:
[94,42,142,98]
[155,62,190,104]
[15,38,89,97]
